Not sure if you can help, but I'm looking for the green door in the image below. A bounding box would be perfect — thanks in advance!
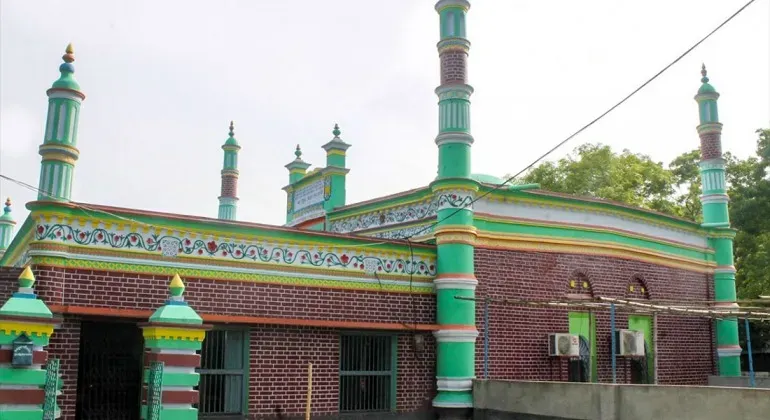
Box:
[568,312,597,382]
[628,315,654,383]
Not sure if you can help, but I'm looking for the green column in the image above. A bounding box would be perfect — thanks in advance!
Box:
[695,65,740,376]
[140,274,211,420]
[0,198,16,260]
[283,145,311,224]
[38,44,85,202]
[431,0,479,413]
[321,124,351,211]
[218,121,241,221]
[0,267,62,419]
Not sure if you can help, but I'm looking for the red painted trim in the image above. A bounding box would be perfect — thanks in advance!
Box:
[48,305,459,331]
[0,349,48,364]
[142,389,199,404]
[0,389,45,404]
[144,352,201,368]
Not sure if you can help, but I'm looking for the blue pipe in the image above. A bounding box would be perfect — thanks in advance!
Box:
[745,317,756,388]
[610,303,616,384]
[484,297,490,379]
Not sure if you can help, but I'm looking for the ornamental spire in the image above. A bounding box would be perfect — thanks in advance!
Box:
[169,273,186,300]
[218,120,240,220]
[0,197,16,254]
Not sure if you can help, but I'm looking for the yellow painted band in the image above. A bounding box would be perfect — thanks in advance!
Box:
[142,326,206,341]
[0,321,55,337]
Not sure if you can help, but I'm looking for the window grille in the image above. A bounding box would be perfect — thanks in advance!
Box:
[339,334,396,413]
[198,329,248,417]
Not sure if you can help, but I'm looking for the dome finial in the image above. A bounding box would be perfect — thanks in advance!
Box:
[63,43,75,64]
[228,120,235,137]
[169,273,186,299]
[332,123,341,137]
[701,63,709,83]
[3,197,10,210]
[295,144,302,158]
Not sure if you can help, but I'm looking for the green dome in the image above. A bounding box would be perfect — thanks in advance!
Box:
[51,44,81,91]
[223,121,240,147]
[698,82,717,95]
[471,173,511,185]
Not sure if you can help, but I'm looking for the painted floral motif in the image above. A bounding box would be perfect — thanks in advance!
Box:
[371,224,434,240]
[323,177,332,201]
[34,223,436,277]
[329,199,438,234]
[329,190,474,235]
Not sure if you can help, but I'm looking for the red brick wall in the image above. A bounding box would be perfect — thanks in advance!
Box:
[700,132,723,160]
[221,174,238,198]
[474,248,715,385]
[47,315,82,420]
[22,266,436,418]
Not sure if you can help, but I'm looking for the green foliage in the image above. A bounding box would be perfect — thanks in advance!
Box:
[518,128,770,302]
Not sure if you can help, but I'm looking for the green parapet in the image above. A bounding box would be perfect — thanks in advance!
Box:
[0,409,45,420]
[141,407,199,420]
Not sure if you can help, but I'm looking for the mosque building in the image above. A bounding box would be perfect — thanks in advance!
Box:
[0,1,740,419]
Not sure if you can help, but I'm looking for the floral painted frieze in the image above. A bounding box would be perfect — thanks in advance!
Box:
[33,221,436,277]
[329,190,474,235]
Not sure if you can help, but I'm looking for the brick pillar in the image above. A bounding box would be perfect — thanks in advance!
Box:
[140,274,210,420]
[0,267,62,419]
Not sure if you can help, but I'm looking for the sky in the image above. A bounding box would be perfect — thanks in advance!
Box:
[1,0,768,230]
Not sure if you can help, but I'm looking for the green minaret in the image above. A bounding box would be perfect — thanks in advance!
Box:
[321,124,351,210]
[37,43,86,202]
[695,65,741,376]
[0,198,15,259]
[431,0,479,415]
[218,121,240,221]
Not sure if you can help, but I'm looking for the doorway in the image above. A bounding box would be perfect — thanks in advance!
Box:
[75,320,144,420]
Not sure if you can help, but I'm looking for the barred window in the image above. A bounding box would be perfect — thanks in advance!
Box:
[339,334,397,413]
[198,329,248,417]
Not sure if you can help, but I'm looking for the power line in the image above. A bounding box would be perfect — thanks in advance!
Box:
[398,0,759,242]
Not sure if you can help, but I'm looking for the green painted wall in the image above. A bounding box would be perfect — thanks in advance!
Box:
[568,312,597,382]
[628,315,654,382]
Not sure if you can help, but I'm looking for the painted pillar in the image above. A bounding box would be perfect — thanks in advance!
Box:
[38,43,86,202]
[431,0,479,415]
[218,121,241,221]
[321,124,351,211]
[0,267,62,419]
[140,274,210,419]
[284,145,311,224]
[0,198,16,260]
[695,65,741,376]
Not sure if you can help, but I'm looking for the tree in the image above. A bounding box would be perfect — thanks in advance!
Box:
[519,143,680,216]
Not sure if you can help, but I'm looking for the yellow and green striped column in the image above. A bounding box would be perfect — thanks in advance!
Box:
[431,0,479,413]
[140,274,211,420]
[0,267,62,419]
[695,65,741,376]
[38,44,85,202]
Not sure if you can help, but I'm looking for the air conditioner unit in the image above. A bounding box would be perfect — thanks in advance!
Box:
[616,329,645,357]
[548,333,580,357]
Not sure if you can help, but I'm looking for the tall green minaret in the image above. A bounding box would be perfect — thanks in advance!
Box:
[218,121,240,221]
[430,0,479,415]
[37,43,86,202]
[0,198,15,259]
[695,65,741,376]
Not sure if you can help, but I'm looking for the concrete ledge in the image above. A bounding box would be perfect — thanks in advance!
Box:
[474,380,770,420]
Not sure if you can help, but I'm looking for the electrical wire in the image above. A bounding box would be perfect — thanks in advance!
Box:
[397,0,759,242]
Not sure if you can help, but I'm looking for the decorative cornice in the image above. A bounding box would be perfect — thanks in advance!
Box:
[716,345,742,357]
[475,231,716,273]
[435,132,474,146]
[436,377,474,391]
[433,329,479,343]
[435,0,470,12]
[434,275,477,290]
[437,38,471,53]
[46,87,85,101]
[697,122,723,135]
[700,193,729,204]
[699,159,726,171]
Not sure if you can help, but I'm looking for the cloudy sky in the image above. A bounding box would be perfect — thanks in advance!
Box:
[1,0,768,229]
